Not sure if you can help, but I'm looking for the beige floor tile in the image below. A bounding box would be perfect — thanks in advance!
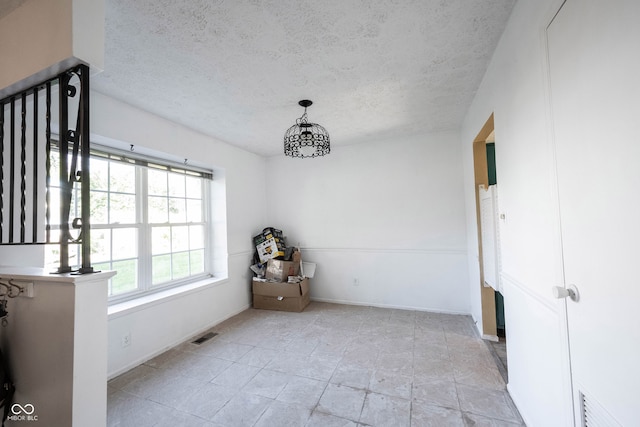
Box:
[368,369,413,400]
[462,411,525,426]
[177,354,234,382]
[375,351,413,375]
[174,382,237,421]
[412,378,459,410]
[411,403,465,427]
[211,362,261,389]
[306,410,359,427]
[236,346,281,368]
[107,390,148,425]
[285,337,320,355]
[456,384,522,423]
[153,412,218,427]
[209,392,273,426]
[359,392,411,427]
[297,353,342,381]
[142,348,185,369]
[242,368,291,398]
[413,357,455,381]
[146,374,208,408]
[195,340,254,361]
[330,364,373,389]
[254,400,312,427]
[452,362,506,390]
[108,303,523,427]
[120,367,177,399]
[109,394,179,426]
[108,364,157,390]
[316,383,366,421]
[276,375,327,408]
[414,342,450,361]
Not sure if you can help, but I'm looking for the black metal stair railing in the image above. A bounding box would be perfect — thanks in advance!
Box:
[0,64,93,274]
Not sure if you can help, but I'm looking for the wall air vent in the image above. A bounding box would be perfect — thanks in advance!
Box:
[580,391,621,427]
[192,332,218,345]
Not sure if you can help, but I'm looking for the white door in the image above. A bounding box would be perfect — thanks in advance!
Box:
[548,0,640,425]
[479,184,501,293]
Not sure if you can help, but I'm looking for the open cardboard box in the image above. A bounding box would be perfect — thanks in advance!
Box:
[252,278,310,312]
[251,246,316,312]
[265,250,302,281]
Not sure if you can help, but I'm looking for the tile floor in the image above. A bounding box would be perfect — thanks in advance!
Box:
[108,302,525,426]
[487,337,508,383]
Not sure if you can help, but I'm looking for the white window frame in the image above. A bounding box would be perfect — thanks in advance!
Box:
[46,142,214,303]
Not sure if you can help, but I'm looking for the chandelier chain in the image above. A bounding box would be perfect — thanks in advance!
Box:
[296,109,309,125]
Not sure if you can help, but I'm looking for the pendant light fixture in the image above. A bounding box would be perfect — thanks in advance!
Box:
[284,100,330,158]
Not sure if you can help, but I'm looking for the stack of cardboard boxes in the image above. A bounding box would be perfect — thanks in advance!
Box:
[253,227,286,263]
[251,227,312,312]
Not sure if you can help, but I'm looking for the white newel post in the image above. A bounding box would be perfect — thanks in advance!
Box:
[0,267,116,427]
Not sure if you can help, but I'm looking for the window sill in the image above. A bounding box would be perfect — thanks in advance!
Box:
[107,276,228,319]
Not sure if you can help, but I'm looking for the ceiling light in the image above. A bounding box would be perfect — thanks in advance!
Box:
[284,100,330,158]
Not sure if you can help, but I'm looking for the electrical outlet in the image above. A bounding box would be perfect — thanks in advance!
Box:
[121,333,131,348]
[23,282,34,298]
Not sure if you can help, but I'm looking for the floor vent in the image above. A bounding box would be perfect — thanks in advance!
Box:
[192,332,218,345]
[580,391,621,427]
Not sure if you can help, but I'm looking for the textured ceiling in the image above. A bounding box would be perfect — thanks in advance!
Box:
[92,0,516,157]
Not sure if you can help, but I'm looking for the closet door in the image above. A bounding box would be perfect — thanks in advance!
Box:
[548,0,640,424]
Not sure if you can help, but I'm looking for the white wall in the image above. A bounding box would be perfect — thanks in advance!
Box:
[461,0,572,425]
[266,131,469,313]
[90,92,267,377]
[0,268,114,427]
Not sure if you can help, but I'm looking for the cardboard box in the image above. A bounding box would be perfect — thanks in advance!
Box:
[265,251,302,281]
[255,237,285,263]
[253,228,285,248]
[252,278,310,312]
[253,227,287,263]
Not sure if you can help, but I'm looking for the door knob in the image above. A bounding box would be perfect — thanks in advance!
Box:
[552,285,579,302]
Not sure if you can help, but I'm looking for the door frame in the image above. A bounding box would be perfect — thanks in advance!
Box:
[472,114,498,340]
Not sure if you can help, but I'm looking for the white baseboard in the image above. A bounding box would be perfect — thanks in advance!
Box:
[310,297,470,315]
[107,303,250,379]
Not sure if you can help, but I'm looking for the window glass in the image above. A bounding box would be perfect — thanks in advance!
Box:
[90,191,108,224]
[91,229,111,263]
[109,193,136,224]
[148,196,168,223]
[44,147,211,301]
[148,169,167,196]
[152,226,171,255]
[168,173,185,197]
[168,198,187,223]
[109,162,135,194]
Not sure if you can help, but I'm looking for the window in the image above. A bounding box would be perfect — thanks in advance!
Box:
[45,145,212,301]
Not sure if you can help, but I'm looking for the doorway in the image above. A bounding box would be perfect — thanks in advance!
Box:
[472,114,508,380]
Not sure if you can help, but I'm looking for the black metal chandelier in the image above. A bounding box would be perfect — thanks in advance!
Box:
[284,100,330,158]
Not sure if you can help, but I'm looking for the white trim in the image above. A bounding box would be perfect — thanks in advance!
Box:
[501,270,558,313]
[310,297,470,316]
[482,334,499,342]
[108,276,228,319]
[507,383,532,427]
[300,247,467,255]
[228,250,254,258]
